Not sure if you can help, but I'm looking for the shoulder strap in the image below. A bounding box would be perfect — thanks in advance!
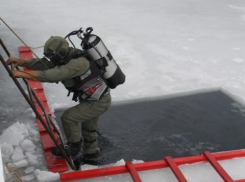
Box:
[65,49,90,63]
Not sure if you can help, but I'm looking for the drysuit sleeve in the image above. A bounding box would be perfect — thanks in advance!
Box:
[26,58,54,71]
[37,57,90,83]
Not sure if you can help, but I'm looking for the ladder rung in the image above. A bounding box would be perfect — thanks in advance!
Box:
[204,151,234,182]
[126,161,142,182]
[165,156,188,182]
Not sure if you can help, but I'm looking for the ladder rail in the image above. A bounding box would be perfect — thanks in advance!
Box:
[204,151,234,182]
[126,161,143,182]
[165,156,188,182]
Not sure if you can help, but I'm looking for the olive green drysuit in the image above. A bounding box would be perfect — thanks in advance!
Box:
[27,55,111,154]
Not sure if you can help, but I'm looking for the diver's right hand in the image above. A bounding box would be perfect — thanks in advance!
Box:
[6,57,28,67]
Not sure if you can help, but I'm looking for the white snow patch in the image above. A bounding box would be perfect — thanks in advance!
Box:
[51,102,70,109]
[241,14,245,21]
[187,38,195,41]
[127,91,138,96]
[25,166,35,174]
[21,139,36,152]
[232,47,241,51]
[132,159,144,164]
[0,143,14,163]
[113,159,126,166]
[8,159,28,168]
[25,151,39,165]
[34,169,60,182]
[11,147,24,162]
[22,174,35,181]
[0,122,29,146]
[182,46,190,50]
[80,164,98,171]
[228,5,245,12]
[31,112,36,118]
[0,122,42,181]
[0,145,4,182]
[233,58,244,63]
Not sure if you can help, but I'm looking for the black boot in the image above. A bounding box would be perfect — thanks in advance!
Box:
[52,141,82,158]
[83,147,101,165]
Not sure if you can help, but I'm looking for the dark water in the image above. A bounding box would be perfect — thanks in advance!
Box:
[55,90,245,165]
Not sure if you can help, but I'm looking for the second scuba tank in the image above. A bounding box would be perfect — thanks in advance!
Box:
[83,34,125,89]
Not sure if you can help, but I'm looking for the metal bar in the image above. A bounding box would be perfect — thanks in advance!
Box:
[126,161,143,182]
[26,84,34,105]
[29,87,64,145]
[0,38,14,70]
[204,151,234,182]
[165,156,188,182]
[0,53,75,170]
[0,38,11,57]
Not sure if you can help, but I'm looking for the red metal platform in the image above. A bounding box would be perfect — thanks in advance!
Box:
[18,46,68,173]
[60,149,245,182]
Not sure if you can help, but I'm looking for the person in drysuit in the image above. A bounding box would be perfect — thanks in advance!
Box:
[7,36,111,164]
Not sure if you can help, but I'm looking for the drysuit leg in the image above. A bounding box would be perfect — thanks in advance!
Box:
[82,117,99,154]
[61,94,111,149]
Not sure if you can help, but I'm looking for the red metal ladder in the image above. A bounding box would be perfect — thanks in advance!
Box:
[18,46,69,173]
[125,151,245,182]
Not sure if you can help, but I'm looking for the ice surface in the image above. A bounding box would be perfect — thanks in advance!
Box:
[8,159,28,168]
[22,174,36,181]
[0,143,14,163]
[25,166,36,174]
[11,147,24,162]
[1,0,245,108]
[0,145,4,182]
[219,157,245,180]
[0,122,28,146]
[80,164,98,171]
[2,0,245,181]
[21,139,36,152]
[0,122,45,181]
[25,151,39,165]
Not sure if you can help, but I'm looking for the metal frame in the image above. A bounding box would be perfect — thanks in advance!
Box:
[60,149,245,182]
